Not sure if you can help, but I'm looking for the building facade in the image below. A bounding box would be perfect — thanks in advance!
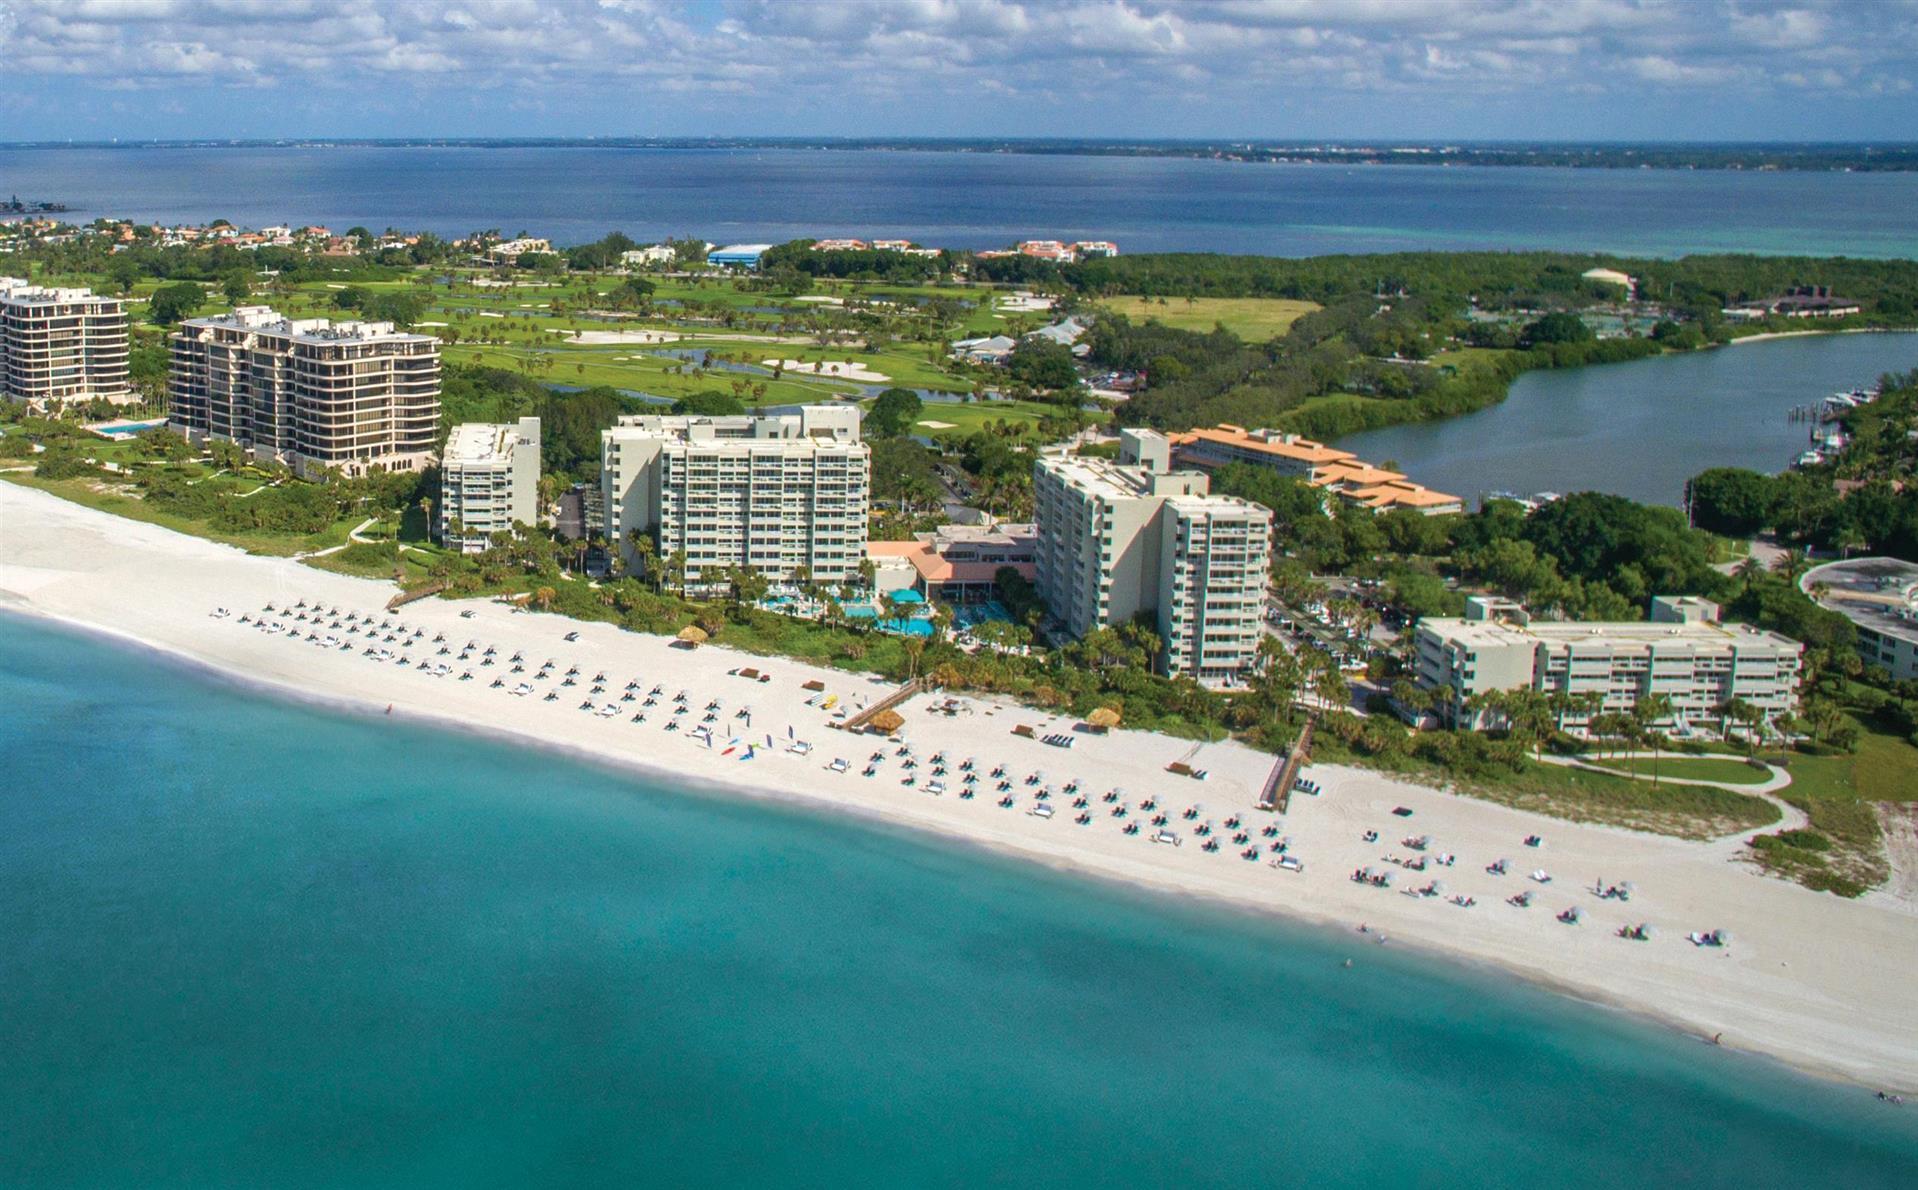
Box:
[168,307,441,478]
[1801,557,1918,681]
[440,417,541,553]
[1414,595,1804,735]
[0,278,131,405]
[600,407,869,592]
[863,521,1039,603]
[1033,429,1272,685]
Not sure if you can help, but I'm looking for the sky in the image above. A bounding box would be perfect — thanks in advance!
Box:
[2,0,1915,143]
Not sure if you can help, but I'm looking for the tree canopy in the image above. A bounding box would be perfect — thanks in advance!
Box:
[865,388,924,438]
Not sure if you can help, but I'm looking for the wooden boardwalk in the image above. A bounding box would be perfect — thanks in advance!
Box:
[385,580,447,611]
[839,677,927,733]
[1258,715,1316,813]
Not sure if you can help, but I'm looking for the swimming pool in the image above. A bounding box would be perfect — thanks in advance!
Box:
[843,605,935,637]
[90,419,170,439]
[952,601,1013,631]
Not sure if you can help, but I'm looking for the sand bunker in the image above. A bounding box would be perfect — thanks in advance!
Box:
[762,359,891,383]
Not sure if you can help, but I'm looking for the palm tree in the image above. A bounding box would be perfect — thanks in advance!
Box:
[1308,650,1349,714]
[1633,693,1674,784]
[1463,687,1507,734]
[1502,688,1553,760]
[1721,696,1764,757]
[628,530,657,585]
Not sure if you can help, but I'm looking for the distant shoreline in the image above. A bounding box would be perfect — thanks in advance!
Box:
[3,137,1916,173]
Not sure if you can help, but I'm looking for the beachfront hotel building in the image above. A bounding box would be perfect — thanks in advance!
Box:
[1170,424,1464,516]
[167,306,441,478]
[0,278,131,405]
[600,406,869,593]
[1414,595,1804,735]
[439,417,541,554]
[1033,429,1272,685]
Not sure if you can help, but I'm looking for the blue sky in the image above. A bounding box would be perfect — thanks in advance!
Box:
[4,0,1915,142]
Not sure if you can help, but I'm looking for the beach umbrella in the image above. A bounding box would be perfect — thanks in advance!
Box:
[1086,706,1122,730]
[676,625,709,646]
[869,708,906,735]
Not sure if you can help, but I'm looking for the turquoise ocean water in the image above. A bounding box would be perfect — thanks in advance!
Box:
[2,613,1915,1187]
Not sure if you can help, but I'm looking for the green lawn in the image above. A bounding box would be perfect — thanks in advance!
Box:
[904,398,1080,439]
[36,264,1028,410]
[1098,295,1319,341]
[1584,755,1774,786]
[1747,720,1918,895]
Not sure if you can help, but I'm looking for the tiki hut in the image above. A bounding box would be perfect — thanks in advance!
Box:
[1086,706,1122,732]
[867,708,905,736]
[676,625,709,647]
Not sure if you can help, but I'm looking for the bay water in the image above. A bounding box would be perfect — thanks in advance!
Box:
[1339,331,1918,507]
[2,613,1914,1186]
[3,145,1918,257]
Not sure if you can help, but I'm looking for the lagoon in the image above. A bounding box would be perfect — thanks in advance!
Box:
[1338,332,1918,508]
[3,613,1916,1186]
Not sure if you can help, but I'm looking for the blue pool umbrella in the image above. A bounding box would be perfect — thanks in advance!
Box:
[890,589,926,604]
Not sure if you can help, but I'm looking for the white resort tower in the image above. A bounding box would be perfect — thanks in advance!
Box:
[600,406,869,593]
[0,278,131,406]
[168,306,441,478]
[440,417,541,553]
[1033,429,1273,684]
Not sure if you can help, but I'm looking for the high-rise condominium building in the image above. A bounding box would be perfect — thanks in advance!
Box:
[168,306,440,478]
[600,406,869,592]
[440,417,541,553]
[1414,595,1803,735]
[0,278,131,405]
[1033,429,1273,685]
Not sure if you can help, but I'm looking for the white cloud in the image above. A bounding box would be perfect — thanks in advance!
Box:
[0,0,1910,131]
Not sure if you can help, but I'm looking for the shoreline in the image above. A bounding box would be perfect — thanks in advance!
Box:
[4,479,1917,1093]
[0,596,1813,1085]
[1721,326,1911,348]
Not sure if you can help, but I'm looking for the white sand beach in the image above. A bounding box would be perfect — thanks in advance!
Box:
[1722,327,1896,347]
[2,479,1915,1093]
